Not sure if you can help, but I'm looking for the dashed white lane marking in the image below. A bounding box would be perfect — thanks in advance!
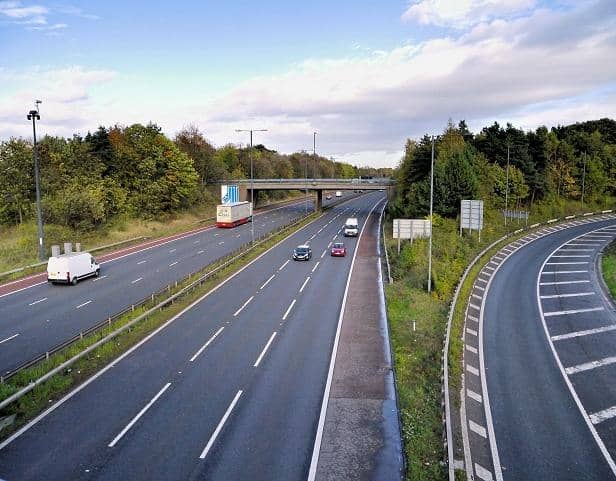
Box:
[466,328,478,336]
[28,297,48,306]
[260,274,275,290]
[469,420,487,438]
[299,276,311,293]
[542,270,589,274]
[194,240,200,244]
[541,292,595,299]
[540,280,590,286]
[466,364,479,376]
[566,356,616,375]
[233,296,254,317]
[254,332,277,368]
[237,234,242,237]
[108,382,172,447]
[199,390,243,459]
[475,463,494,481]
[558,248,594,252]
[197,250,204,254]
[467,389,483,403]
[131,277,143,284]
[567,243,600,246]
[590,406,616,425]
[544,307,604,317]
[551,324,616,341]
[0,333,19,345]
[92,275,108,282]
[332,234,337,240]
[321,250,327,258]
[189,326,225,362]
[76,300,92,309]
[214,233,220,237]
[466,344,478,354]
[279,260,290,271]
[309,234,317,241]
[218,241,225,245]
[282,299,297,321]
[137,260,147,265]
[169,249,176,253]
[546,261,588,265]
[327,242,333,248]
[169,261,178,267]
[312,262,320,273]
[551,255,591,258]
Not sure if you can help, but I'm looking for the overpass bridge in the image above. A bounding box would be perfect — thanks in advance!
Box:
[231,178,394,210]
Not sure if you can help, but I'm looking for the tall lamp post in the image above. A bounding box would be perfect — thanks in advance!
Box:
[428,135,434,293]
[235,128,268,243]
[313,131,317,179]
[28,100,45,261]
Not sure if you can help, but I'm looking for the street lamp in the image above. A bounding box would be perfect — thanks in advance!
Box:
[313,131,317,179]
[27,100,45,261]
[235,128,268,243]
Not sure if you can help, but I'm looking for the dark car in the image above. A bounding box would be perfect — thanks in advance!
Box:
[293,245,312,261]
[330,242,346,257]
[325,194,332,200]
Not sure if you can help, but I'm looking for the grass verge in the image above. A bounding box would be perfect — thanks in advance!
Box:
[602,241,616,299]
[0,211,320,441]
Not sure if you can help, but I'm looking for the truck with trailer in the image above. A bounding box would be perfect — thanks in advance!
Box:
[216,201,253,228]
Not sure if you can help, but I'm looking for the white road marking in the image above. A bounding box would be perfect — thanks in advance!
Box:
[541,292,595,299]
[466,364,479,376]
[475,463,494,481]
[199,390,243,459]
[312,262,320,273]
[590,406,616,425]
[327,242,333,248]
[476,277,488,284]
[92,275,108,282]
[299,276,311,293]
[169,249,176,253]
[550,255,591,258]
[189,327,225,362]
[467,389,482,403]
[332,234,337,240]
[253,332,277,367]
[472,294,482,300]
[544,307,604,317]
[567,243,600,246]
[260,274,275,290]
[233,296,254,317]
[466,328,478,336]
[542,270,588,274]
[309,234,317,240]
[546,261,588,265]
[0,333,19,345]
[131,277,143,284]
[137,260,147,265]
[321,250,327,258]
[28,297,48,306]
[197,250,204,254]
[484,266,495,271]
[566,356,616,375]
[558,248,594,252]
[76,300,92,309]
[218,241,224,245]
[475,285,485,291]
[279,260,290,271]
[214,233,220,237]
[469,303,481,310]
[540,280,590,286]
[469,420,487,438]
[194,240,200,244]
[466,344,478,354]
[169,261,178,267]
[468,315,479,323]
[282,299,297,320]
[108,382,171,447]
[551,324,616,341]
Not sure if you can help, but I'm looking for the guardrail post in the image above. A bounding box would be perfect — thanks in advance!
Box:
[46,351,49,360]
[131,304,134,312]
[108,317,111,327]
[151,294,154,302]
[80,331,83,340]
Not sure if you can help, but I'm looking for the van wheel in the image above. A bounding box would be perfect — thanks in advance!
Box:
[71,277,78,285]
[95,269,100,277]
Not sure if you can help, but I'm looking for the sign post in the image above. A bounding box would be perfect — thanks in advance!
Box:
[460,200,484,241]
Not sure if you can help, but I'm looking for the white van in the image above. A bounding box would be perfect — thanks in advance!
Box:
[47,252,100,285]
[335,191,342,198]
[343,218,359,237]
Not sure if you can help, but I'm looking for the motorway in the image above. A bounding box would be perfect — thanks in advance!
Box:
[469,216,616,480]
[0,191,386,481]
[0,197,333,375]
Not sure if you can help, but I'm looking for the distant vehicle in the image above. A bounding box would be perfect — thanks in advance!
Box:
[47,252,100,285]
[343,218,359,237]
[216,201,253,228]
[325,194,332,200]
[292,244,312,261]
[330,242,346,257]
[335,191,342,197]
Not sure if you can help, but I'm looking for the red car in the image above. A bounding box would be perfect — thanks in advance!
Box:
[330,242,346,257]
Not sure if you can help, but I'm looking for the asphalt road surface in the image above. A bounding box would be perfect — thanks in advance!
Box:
[0,197,342,374]
[483,218,616,481]
[0,191,386,481]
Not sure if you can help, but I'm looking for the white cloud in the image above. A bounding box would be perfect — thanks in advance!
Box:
[402,0,536,28]
[0,1,47,24]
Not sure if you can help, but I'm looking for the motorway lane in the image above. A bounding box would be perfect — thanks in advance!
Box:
[0,199,324,374]
[0,192,384,481]
[483,219,616,481]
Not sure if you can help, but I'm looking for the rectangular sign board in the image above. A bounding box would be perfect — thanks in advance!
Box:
[460,199,484,231]
[221,184,239,204]
[393,219,431,239]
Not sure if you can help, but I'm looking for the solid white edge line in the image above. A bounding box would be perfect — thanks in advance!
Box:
[299,276,310,293]
[0,210,323,452]
[253,332,277,367]
[260,274,275,290]
[536,227,616,476]
[189,326,225,362]
[0,333,19,345]
[199,390,243,459]
[307,196,385,481]
[108,382,171,447]
[282,299,297,321]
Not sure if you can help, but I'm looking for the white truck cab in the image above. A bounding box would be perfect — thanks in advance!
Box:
[47,252,100,285]
[343,218,359,237]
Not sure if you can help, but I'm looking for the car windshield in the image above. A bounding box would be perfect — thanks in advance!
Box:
[295,247,309,253]
[333,243,344,249]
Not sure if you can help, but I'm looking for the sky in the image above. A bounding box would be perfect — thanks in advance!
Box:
[1,0,615,168]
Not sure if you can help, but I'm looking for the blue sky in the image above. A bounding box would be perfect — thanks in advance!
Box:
[1,0,615,167]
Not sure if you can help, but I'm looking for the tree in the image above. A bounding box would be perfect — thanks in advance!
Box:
[0,138,34,224]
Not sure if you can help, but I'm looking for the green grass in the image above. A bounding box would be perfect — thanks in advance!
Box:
[602,242,616,299]
[0,211,320,441]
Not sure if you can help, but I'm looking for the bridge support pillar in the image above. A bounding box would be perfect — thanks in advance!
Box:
[315,190,323,211]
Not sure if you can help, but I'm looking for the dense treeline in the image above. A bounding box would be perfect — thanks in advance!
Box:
[391,118,616,219]
[0,123,389,230]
